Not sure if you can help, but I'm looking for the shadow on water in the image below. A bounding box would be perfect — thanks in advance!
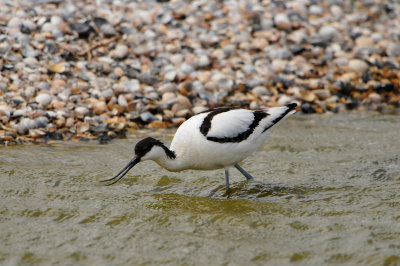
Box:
[207,181,310,200]
[149,176,347,202]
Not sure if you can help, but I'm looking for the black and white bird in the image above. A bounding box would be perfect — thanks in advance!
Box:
[102,103,297,191]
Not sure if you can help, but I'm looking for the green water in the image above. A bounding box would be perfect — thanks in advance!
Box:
[0,114,399,265]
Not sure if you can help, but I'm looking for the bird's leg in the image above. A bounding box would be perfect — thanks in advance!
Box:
[234,164,254,180]
[225,168,230,191]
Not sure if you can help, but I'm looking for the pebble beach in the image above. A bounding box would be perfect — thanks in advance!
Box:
[0,0,399,145]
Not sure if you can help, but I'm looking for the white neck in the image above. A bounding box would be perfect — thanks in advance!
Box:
[142,144,186,172]
[153,150,185,172]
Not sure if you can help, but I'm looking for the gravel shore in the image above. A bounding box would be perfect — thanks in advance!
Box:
[0,0,399,145]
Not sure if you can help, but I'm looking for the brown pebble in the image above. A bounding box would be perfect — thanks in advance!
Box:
[301,91,316,102]
[93,101,108,115]
[76,122,90,133]
[113,67,125,77]
[55,117,66,127]
[108,122,126,131]
[127,101,137,112]
[29,129,46,138]
[66,117,75,128]
[177,95,192,108]
[51,79,66,92]
[52,101,66,109]
[49,62,67,73]
[355,36,374,48]
[148,120,169,129]
[0,135,15,141]
[313,89,331,100]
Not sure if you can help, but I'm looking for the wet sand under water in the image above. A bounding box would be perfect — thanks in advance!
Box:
[0,114,399,265]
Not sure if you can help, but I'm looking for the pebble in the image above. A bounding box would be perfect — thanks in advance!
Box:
[349,59,369,73]
[101,89,114,99]
[356,36,374,48]
[110,44,129,60]
[140,112,159,124]
[117,95,128,107]
[309,5,323,16]
[368,93,381,103]
[330,5,343,19]
[252,86,269,96]
[95,18,116,37]
[16,118,37,134]
[278,95,293,106]
[37,82,50,91]
[35,93,52,106]
[318,26,338,42]
[386,42,400,58]
[158,83,177,94]
[75,106,89,117]
[313,89,331,100]
[274,13,291,30]
[34,117,49,128]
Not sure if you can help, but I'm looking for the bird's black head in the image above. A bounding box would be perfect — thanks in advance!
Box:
[134,137,164,158]
[134,137,176,159]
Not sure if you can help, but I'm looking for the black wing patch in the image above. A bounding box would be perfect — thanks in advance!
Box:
[204,110,268,143]
[199,107,237,136]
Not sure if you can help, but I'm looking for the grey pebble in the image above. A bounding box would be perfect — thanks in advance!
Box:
[140,112,159,123]
[318,26,338,42]
[101,89,114,98]
[34,116,49,128]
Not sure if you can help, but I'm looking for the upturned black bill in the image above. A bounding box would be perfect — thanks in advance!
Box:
[101,157,140,186]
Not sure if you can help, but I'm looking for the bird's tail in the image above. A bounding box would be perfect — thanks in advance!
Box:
[261,103,297,132]
[285,103,297,116]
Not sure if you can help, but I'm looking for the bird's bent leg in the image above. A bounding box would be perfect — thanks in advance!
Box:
[225,168,230,191]
[234,164,254,180]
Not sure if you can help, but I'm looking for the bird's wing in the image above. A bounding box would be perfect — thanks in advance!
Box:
[200,109,267,142]
[199,104,297,143]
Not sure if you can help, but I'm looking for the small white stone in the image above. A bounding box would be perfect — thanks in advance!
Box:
[25,86,36,98]
[387,42,400,58]
[117,95,128,107]
[330,5,343,19]
[252,86,269,96]
[110,44,128,59]
[22,20,36,31]
[278,95,293,106]
[8,17,21,28]
[75,106,89,116]
[274,13,291,30]
[198,55,210,68]
[368,93,381,103]
[349,59,368,73]
[161,92,176,103]
[309,5,323,16]
[23,57,39,68]
[101,89,114,98]
[158,83,177,93]
[192,106,208,114]
[35,93,52,106]
[50,15,63,25]
[164,70,177,81]
[319,26,338,42]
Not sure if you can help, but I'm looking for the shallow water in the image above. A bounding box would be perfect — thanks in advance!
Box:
[1,114,399,265]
